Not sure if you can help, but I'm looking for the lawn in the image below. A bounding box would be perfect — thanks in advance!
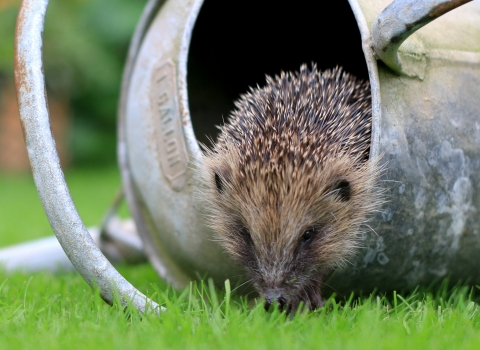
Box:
[1,166,480,349]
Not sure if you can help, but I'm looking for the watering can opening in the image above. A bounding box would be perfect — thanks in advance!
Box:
[187,0,370,147]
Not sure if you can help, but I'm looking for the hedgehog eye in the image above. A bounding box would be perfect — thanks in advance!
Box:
[240,227,252,240]
[331,179,351,201]
[214,173,224,193]
[301,228,315,244]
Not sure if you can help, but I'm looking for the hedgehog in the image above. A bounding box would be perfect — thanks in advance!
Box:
[196,64,382,313]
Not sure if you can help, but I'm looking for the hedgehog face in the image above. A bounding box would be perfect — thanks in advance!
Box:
[201,150,379,313]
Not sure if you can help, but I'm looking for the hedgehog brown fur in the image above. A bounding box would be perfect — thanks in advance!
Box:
[197,64,383,312]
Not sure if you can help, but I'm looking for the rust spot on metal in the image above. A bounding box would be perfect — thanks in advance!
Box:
[14,3,28,96]
[389,34,402,45]
[14,0,33,141]
[405,17,429,32]
[429,0,472,18]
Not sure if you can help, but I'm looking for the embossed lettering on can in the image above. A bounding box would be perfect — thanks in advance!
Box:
[151,61,188,191]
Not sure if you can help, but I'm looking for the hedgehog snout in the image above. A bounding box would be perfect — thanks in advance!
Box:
[264,289,287,311]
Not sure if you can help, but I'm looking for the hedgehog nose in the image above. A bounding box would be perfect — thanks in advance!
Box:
[264,291,287,311]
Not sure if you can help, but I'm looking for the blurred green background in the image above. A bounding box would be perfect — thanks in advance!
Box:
[0,0,147,244]
[0,0,147,168]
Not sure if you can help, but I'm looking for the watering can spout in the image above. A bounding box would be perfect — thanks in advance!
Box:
[0,217,146,273]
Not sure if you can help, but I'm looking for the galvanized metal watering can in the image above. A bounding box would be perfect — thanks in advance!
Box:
[5,0,480,311]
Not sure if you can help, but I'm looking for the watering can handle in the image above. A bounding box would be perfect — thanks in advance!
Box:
[371,0,472,74]
[14,0,162,314]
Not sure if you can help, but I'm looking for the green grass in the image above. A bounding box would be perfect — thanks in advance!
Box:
[1,166,480,349]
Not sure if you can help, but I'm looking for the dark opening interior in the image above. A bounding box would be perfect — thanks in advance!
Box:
[187,0,369,146]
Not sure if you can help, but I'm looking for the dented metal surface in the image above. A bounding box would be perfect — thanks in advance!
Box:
[14,0,160,313]
[329,0,480,294]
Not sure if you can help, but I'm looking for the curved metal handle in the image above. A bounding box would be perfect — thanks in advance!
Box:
[14,0,161,314]
[372,0,472,75]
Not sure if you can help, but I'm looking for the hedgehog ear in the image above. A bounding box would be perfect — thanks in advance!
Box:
[331,179,351,201]
[214,172,225,194]
[213,167,232,194]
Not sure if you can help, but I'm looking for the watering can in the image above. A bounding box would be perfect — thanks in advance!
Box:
[2,0,480,312]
